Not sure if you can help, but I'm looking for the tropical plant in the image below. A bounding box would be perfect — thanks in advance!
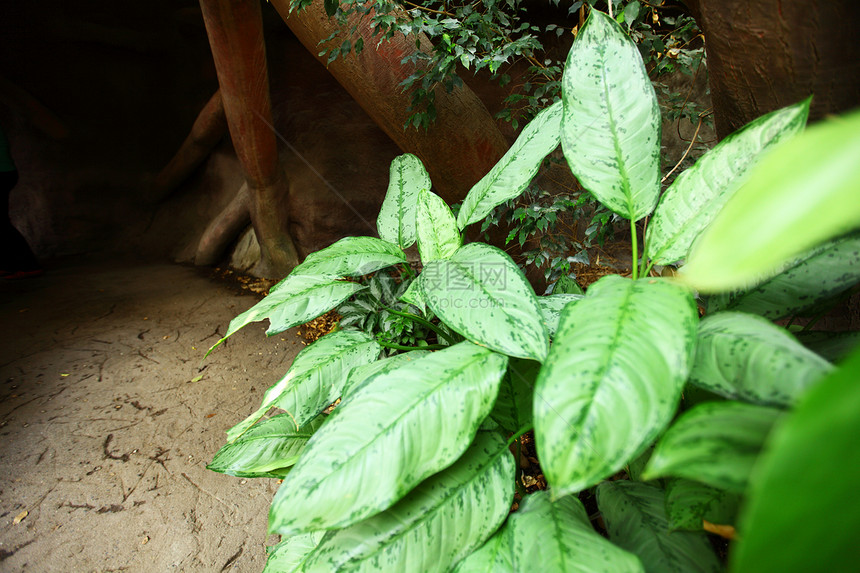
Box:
[206,9,860,572]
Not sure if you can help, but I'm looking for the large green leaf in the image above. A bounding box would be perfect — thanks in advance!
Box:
[647,99,809,265]
[268,342,507,536]
[422,243,549,361]
[416,188,461,263]
[377,153,429,249]
[452,532,512,573]
[536,293,584,338]
[560,10,661,221]
[208,274,365,354]
[208,414,325,478]
[706,233,860,320]
[597,481,721,573]
[732,347,860,572]
[262,532,326,573]
[534,275,697,496]
[225,330,380,442]
[664,478,740,532]
[457,101,563,229]
[298,432,515,573]
[689,312,833,407]
[681,108,860,292]
[508,491,644,572]
[290,236,407,277]
[340,350,429,398]
[643,401,783,493]
[490,358,539,434]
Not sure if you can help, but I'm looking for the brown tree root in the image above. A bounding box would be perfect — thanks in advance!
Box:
[195,183,251,267]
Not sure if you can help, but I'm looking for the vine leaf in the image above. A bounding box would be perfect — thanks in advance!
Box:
[534,275,697,496]
[268,342,507,536]
[560,10,661,221]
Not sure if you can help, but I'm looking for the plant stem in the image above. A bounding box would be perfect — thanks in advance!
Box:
[630,218,639,280]
[376,339,447,351]
[506,423,533,448]
[380,303,458,345]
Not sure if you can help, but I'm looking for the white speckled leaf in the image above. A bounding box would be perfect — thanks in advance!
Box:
[644,401,783,493]
[268,342,507,536]
[452,533,513,573]
[208,414,325,478]
[457,101,563,229]
[290,236,407,277]
[262,532,325,573]
[299,432,515,573]
[399,276,427,313]
[534,276,697,496]
[689,311,833,406]
[377,153,430,249]
[647,99,809,265]
[422,243,549,361]
[537,293,584,338]
[341,350,429,398]
[416,188,461,263]
[598,481,721,573]
[560,10,661,221]
[225,330,380,442]
[707,233,860,320]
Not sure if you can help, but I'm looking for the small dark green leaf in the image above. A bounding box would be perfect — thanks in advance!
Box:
[490,358,539,433]
[664,478,740,532]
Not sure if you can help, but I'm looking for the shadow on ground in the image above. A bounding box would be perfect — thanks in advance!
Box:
[0,258,302,571]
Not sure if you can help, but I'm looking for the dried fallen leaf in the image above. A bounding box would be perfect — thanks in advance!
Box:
[13,510,28,524]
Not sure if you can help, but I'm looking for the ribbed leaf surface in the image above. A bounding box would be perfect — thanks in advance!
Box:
[690,312,833,406]
[681,108,860,292]
[537,293,584,338]
[208,414,324,478]
[560,10,661,221]
[644,401,783,492]
[423,243,549,361]
[452,533,512,573]
[290,236,407,277]
[535,275,697,496]
[268,342,507,536]
[225,330,380,442]
[416,188,461,263]
[707,233,860,320]
[647,100,809,265]
[597,481,721,573]
[457,101,563,229]
[341,350,429,398]
[262,532,325,573]
[509,491,644,572]
[299,432,515,572]
[664,478,740,532]
[377,153,429,249]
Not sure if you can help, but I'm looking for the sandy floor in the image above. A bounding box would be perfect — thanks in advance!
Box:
[0,258,303,572]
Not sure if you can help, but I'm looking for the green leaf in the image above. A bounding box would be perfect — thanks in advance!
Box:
[490,358,539,433]
[300,432,515,572]
[208,414,325,479]
[554,274,584,295]
[689,312,833,407]
[225,330,380,442]
[560,10,661,221]
[291,236,407,277]
[416,188,461,263]
[664,478,740,532]
[535,276,697,496]
[647,99,809,265]
[706,233,860,320]
[732,347,860,573]
[795,330,860,363]
[536,293,583,338]
[399,276,426,313]
[597,481,721,573]
[263,532,325,573]
[268,342,507,536]
[377,153,430,249]
[208,275,365,354]
[451,532,513,573]
[457,102,563,229]
[681,108,860,292]
[422,243,549,361]
[341,350,430,398]
[508,491,644,572]
[643,401,783,493]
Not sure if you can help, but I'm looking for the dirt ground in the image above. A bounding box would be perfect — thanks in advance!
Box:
[0,257,304,572]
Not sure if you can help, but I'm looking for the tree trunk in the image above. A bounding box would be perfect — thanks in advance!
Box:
[199,0,299,278]
[685,0,860,139]
[270,0,510,205]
